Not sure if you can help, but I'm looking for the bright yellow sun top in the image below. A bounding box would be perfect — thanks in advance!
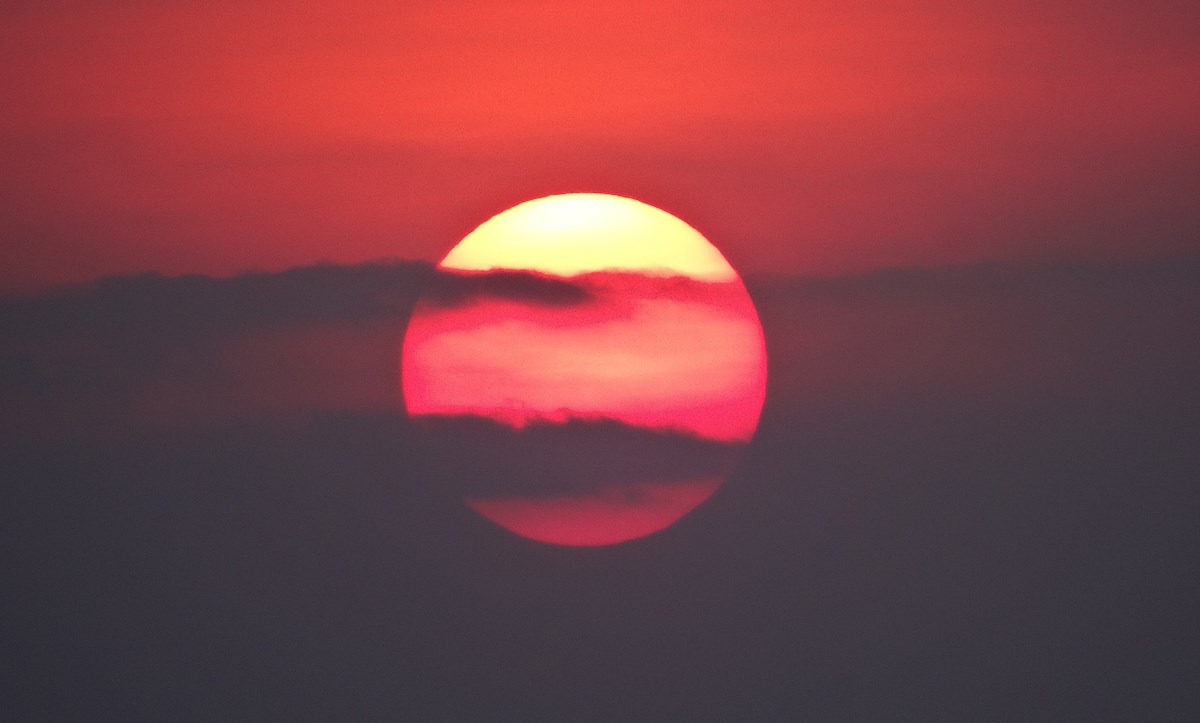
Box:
[440,193,737,282]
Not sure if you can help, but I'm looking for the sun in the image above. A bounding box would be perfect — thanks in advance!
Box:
[440,193,737,281]
[402,193,766,546]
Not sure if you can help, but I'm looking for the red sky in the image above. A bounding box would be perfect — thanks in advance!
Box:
[2,0,1198,292]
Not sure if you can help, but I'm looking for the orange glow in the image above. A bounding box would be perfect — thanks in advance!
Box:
[3,3,1197,292]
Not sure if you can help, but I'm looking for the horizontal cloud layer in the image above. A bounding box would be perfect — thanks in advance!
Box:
[2,255,1198,719]
[411,413,742,498]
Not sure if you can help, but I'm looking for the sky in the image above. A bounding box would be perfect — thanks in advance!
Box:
[2,0,1198,292]
[3,1,1200,718]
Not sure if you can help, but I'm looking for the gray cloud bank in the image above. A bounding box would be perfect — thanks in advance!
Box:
[0,261,596,339]
[2,255,1199,720]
